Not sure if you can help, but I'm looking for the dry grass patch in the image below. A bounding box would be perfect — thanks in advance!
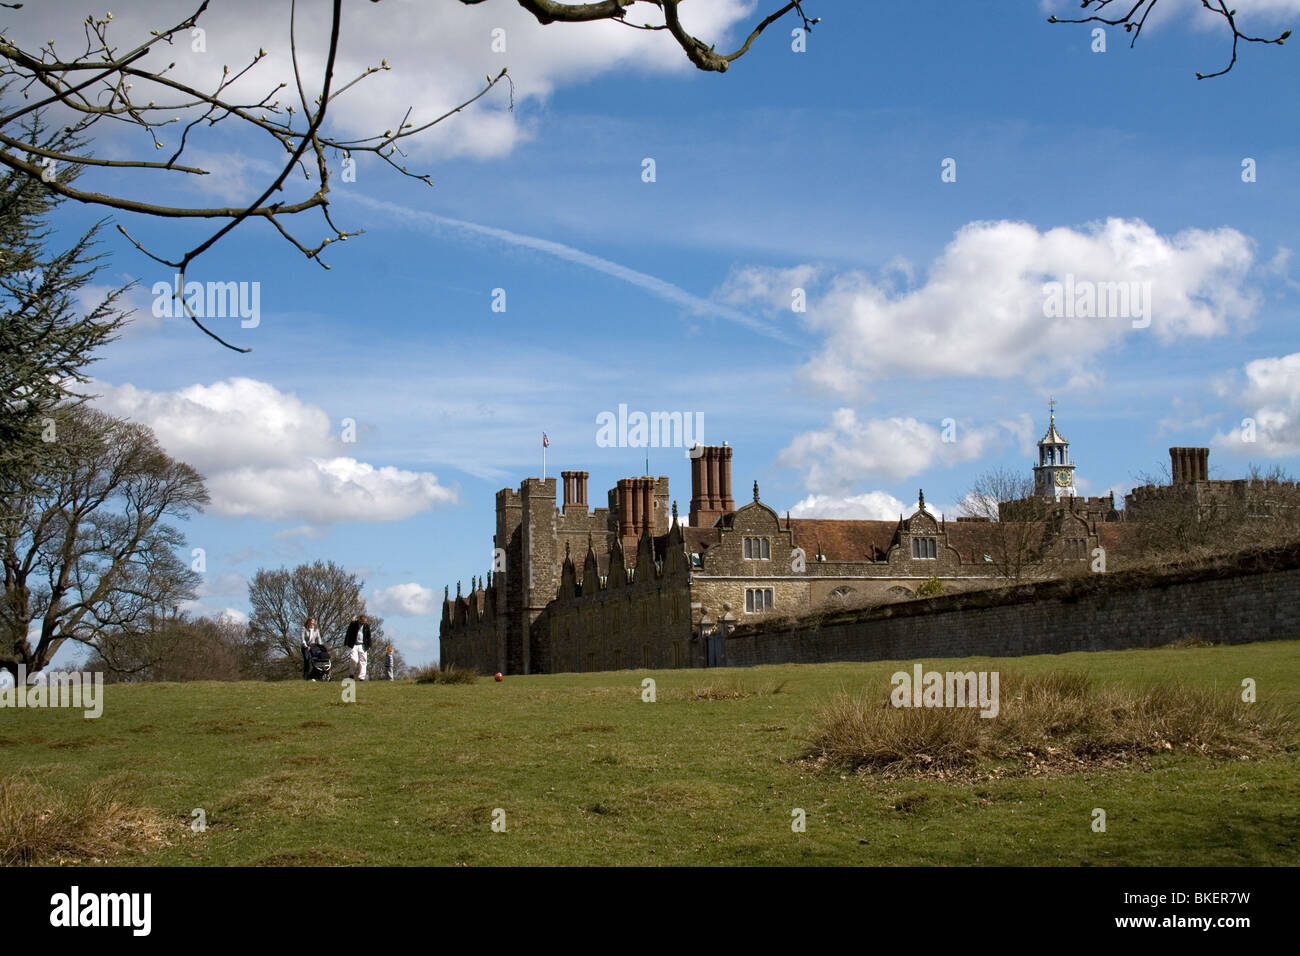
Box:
[1164,634,1218,648]
[668,677,789,701]
[806,670,1295,779]
[633,780,737,811]
[0,774,172,865]
[412,664,478,684]
[216,770,339,819]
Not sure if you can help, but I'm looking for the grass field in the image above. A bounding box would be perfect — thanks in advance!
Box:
[2,641,1298,866]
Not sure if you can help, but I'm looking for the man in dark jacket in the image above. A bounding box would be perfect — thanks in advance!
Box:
[344,614,372,680]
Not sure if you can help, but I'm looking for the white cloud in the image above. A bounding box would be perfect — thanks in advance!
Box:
[176,602,251,625]
[93,377,457,523]
[1213,352,1300,456]
[197,571,248,599]
[1265,247,1300,293]
[370,582,440,617]
[715,264,823,312]
[787,491,910,520]
[787,491,958,521]
[207,459,456,523]
[746,218,1257,397]
[218,608,250,626]
[273,525,329,542]
[25,0,759,162]
[777,410,1008,492]
[96,378,332,473]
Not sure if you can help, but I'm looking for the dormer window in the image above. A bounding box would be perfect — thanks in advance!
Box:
[743,536,771,560]
[912,537,937,559]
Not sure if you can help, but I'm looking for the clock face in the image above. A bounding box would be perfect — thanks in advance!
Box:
[1055,470,1072,487]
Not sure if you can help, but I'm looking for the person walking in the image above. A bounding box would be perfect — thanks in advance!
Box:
[301,616,323,680]
[344,614,372,681]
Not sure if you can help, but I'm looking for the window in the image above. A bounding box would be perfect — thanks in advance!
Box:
[743,536,771,560]
[745,588,775,613]
[911,538,937,559]
[585,651,597,673]
[828,585,857,605]
[642,644,652,668]
[671,642,683,668]
[1067,538,1087,559]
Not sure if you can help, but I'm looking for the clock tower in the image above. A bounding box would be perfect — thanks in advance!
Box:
[1034,399,1077,499]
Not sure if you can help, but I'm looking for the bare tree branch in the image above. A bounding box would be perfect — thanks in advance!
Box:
[1049,0,1290,79]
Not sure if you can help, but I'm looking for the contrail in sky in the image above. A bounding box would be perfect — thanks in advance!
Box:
[345,193,794,343]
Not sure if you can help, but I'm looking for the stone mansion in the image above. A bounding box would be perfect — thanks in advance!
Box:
[439,410,1245,674]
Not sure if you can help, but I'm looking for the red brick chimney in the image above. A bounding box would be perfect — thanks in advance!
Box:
[561,470,589,514]
[690,445,734,527]
[561,471,575,511]
[616,476,656,552]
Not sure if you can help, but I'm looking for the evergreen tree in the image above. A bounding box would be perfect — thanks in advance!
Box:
[0,117,131,495]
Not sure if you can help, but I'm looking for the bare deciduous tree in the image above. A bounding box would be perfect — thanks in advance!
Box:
[88,611,255,682]
[960,467,1049,583]
[247,559,383,678]
[0,405,209,678]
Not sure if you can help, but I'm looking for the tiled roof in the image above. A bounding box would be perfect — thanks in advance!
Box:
[681,526,721,553]
[941,521,1044,562]
[787,519,899,562]
[1097,522,1142,552]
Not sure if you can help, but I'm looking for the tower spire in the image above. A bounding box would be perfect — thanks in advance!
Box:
[1035,398,1076,500]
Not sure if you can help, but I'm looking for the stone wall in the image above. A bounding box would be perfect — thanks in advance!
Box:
[548,532,694,673]
[719,543,1300,668]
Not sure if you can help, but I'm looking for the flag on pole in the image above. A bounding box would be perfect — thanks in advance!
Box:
[542,433,549,448]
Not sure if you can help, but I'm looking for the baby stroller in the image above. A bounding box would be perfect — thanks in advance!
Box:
[306,643,332,681]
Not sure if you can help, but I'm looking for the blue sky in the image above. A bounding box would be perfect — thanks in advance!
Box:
[26,0,1300,667]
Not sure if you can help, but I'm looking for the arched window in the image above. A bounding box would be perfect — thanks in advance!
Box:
[828,585,856,606]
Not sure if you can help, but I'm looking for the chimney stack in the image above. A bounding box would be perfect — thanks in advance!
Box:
[1170,447,1209,484]
[616,476,657,552]
[560,470,589,514]
[690,445,735,528]
[617,478,634,539]
[561,470,575,511]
